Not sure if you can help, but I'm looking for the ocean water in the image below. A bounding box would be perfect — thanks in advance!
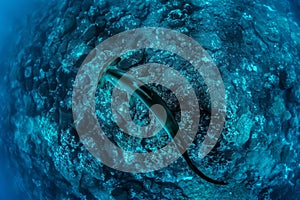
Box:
[0,1,36,199]
[0,0,300,199]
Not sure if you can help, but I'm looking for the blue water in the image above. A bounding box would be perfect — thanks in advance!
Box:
[0,1,38,199]
[0,0,300,199]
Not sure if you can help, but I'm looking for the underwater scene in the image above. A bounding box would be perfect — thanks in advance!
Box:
[0,0,300,199]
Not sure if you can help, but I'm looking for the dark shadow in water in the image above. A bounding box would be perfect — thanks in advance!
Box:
[289,0,300,25]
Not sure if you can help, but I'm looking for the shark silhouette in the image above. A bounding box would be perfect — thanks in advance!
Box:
[101,58,227,185]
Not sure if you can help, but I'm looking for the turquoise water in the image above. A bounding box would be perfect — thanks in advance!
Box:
[0,0,300,199]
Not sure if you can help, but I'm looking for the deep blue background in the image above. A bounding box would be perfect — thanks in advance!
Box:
[0,1,40,199]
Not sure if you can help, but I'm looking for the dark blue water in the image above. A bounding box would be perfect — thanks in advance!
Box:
[0,1,39,199]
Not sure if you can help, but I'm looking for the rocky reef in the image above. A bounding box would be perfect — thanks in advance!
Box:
[1,0,300,199]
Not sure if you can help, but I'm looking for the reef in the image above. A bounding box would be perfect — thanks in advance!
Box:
[1,0,300,199]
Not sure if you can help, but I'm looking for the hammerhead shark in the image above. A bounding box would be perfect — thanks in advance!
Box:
[100,58,227,185]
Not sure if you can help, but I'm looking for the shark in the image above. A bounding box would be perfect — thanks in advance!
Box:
[100,58,228,185]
